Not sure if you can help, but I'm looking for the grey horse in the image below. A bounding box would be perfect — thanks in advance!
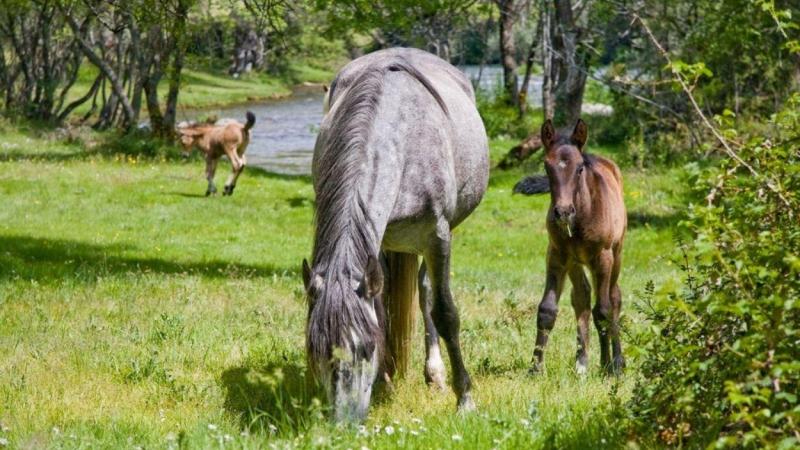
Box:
[302,48,489,421]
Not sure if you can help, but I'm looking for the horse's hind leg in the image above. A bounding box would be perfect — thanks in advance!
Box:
[419,262,446,390]
[592,248,615,374]
[425,228,474,412]
[223,147,245,196]
[568,265,591,376]
[531,246,566,374]
[609,246,625,373]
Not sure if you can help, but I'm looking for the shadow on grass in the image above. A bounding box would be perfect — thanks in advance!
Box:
[627,209,682,229]
[246,165,312,183]
[221,363,327,433]
[0,235,296,282]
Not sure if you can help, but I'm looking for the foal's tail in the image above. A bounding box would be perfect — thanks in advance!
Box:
[243,111,256,132]
[383,251,419,379]
[513,174,550,195]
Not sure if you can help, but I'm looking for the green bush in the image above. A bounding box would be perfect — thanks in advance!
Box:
[476,93,540,140]
[626,94,800,448]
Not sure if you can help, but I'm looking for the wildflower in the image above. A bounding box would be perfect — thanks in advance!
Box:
[207,424,218,431]
[0,437,8,447]
[452,434,463,441]
[384,426,395,435]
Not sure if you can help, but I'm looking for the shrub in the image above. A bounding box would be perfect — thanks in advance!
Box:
[627,94,800,448]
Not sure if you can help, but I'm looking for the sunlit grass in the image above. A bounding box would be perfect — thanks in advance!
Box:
[0,128,684,448]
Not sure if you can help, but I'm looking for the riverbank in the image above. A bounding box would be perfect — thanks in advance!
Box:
[0,123,684,448]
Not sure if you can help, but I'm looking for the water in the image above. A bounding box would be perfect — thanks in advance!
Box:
[189,65,540,175]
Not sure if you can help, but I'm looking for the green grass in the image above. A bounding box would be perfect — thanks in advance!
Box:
[0,123,685,448]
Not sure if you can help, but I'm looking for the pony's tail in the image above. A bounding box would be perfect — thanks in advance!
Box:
[383,251,419,379]
[513,175,550,195]
[243,111,256,132]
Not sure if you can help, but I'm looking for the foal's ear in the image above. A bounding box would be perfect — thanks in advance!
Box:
[571,119,588,150]
[302,258,312,290]
[362,255,384,298]
[541,119,556,149]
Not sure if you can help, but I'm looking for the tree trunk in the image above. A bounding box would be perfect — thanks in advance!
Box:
[496,0,518,106]
[518,11,542,117]
[541,0,555,120]
[552,0,588,127]
[64,12,135,130]
[162,1,189,139]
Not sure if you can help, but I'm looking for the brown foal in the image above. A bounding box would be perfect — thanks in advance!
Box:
[178,111,255,196]
[520,119,627,375]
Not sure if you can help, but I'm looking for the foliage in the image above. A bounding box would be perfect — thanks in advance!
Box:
[477,92,541,139]
[603,0,800,162]
[627,95,800,448]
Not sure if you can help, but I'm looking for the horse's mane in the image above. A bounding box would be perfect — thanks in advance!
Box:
[308,57,449,363]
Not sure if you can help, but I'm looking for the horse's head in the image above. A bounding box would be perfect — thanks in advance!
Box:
[541,119,588,235]
[176,127,204,158]
[302,256,385,422]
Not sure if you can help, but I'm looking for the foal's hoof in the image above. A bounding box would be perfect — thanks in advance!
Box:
[223,185,235,196]
[205,190,213,197]
[457,394,476,414]
[575,361,588,377]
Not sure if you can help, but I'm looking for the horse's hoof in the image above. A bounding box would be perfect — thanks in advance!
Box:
[528,363,543,377]
[424,358,447,391]
[457,394,476,414]
[205,190,212,197]
[575,361,588,377]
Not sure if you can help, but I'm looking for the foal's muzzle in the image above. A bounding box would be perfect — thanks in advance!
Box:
[554,204,576,221]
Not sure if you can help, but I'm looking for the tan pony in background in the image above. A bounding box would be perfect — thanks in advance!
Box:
[177,111,255,196]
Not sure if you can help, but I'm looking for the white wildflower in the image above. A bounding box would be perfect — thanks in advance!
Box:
[452,434,463,441]
[384,426,395,435]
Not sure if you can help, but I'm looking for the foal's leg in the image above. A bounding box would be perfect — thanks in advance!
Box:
[568,264,591,375]
[205,156,218,196]
[591,248,615,374]
[531,246,567,374]
[609,245,625,373]
[223,146,245,196]
[418,262,446,390]
[425,226,474,412]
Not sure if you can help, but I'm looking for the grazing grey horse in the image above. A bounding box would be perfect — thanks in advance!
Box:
[302,48,489,421]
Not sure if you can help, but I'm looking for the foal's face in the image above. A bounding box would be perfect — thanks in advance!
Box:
[178,131,200,157]
[541,119,588,234]
[302,257,383,422]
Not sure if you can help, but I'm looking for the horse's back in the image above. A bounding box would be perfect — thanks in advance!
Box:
[323,48,489,236]
[594,155,627,243]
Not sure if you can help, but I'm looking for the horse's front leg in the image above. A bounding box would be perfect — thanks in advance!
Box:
[205,156,218,196]
[568,264,591,375]
[418,261,446,390]
[425,224,474,412]
[531,246,567,374]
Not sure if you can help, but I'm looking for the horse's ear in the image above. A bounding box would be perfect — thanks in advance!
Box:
[302,258,311,290]
[322,84,329,93]
[571,119,588,150]
[362,255,383,298]
[541,120,556,149]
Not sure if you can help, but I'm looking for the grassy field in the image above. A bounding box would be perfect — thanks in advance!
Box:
[0,121,684,449]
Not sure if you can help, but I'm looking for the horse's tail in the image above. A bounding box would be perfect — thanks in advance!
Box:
[243,111,256,132]
[513,174,550,195]
[383,251,419,379]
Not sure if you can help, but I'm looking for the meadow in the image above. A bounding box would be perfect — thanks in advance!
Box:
[0,122,685,449]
